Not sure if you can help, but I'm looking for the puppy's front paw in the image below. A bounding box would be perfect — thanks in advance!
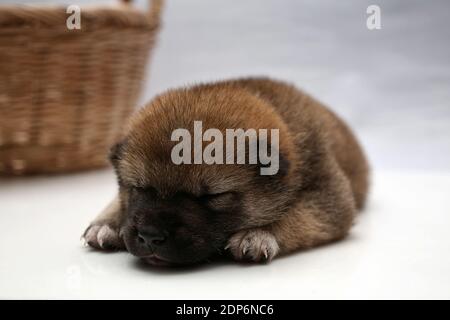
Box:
[82,223,124,251]
[227,229,280,263]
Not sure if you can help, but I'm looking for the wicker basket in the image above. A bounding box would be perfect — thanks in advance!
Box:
[0,0,163,175]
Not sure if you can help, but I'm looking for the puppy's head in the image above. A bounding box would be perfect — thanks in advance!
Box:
[112,85,298,266]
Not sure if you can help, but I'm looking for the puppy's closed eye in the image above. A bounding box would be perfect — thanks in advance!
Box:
[200,192,240,212]
[132,185,157,194]
[128,185,158,202]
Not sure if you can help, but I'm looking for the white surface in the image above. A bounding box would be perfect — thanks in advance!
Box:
[0,170,449,299]
[1,0,450,299]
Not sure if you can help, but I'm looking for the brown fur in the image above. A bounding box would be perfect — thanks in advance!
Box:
[227,78,370,253]
[83,77,369,264]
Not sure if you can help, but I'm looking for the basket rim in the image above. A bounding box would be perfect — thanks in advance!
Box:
[0,4,159,29]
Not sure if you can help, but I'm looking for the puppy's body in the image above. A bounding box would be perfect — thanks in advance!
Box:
[83,78,369,265]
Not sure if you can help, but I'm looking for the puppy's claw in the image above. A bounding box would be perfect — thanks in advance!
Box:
[97,225,116,249]
[227,229,280,263]
[82,224,124,251]
[80,236,88,247]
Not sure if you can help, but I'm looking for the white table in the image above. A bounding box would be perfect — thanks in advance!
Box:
[1,169,449,299]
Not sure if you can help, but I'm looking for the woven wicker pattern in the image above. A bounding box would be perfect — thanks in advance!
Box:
[0,0,163,175]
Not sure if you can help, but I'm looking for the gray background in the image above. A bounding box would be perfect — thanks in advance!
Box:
[5,0,450,171]
[146,0,450,172]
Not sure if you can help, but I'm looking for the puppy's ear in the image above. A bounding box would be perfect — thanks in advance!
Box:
[258,152,290,177]
[109,139,126,167]
[277,152,290,177]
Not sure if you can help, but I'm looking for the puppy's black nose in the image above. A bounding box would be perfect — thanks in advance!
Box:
[137,226,167,247]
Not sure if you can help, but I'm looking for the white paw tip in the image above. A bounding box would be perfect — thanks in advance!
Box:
[227,229,280,263]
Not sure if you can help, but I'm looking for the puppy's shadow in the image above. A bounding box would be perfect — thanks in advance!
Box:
[129,232,359,275]
[130,253,236,275]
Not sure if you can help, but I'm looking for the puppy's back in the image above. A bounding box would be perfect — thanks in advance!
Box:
[222,77,370,210]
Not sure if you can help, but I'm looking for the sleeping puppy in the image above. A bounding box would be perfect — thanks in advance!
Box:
[82,77,369,266]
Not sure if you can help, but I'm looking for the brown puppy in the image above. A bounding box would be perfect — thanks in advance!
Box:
[83,77,369,266]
